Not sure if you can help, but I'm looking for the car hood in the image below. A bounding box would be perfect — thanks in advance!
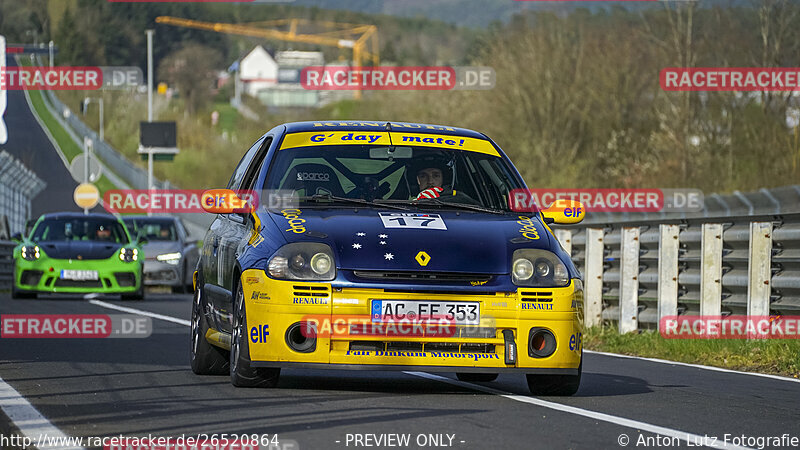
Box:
[265,208,553,274]
[141,241,181,260]
[36,240,123,260]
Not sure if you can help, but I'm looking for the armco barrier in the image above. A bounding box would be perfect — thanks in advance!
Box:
[556,211,800,332]
[0,240,14,291]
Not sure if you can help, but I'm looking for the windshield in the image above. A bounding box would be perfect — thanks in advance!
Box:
[32,217,129,244]
[123,219,178,241]
[264,143,523,211]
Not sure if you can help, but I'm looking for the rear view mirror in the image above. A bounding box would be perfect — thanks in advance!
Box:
[541,199,585,225]
[369,146,413,159]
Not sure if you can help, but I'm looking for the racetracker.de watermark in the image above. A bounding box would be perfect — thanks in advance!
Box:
[0,66,143,90]
[508,188,704,213]
[659,315,800,339]
[301,66,495,91]
[1,314,151,338]
[660,67,800,91]
[102,189,299,214]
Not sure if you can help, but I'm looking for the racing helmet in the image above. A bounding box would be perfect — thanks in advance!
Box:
[407,151,455,195]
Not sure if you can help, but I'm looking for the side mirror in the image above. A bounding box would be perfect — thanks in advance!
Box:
[541,199,585,225]
[137,236,149,245]
[201,189,254,214]
[11,232,23,242]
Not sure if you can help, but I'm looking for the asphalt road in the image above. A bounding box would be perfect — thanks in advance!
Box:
[1,291,799,450]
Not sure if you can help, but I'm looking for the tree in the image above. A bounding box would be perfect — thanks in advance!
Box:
[157,43,223,114]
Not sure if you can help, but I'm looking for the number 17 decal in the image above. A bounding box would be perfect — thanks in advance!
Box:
[379,213,447,230]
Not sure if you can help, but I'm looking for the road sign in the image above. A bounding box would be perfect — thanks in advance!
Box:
[70,154,103,183]
[74,183,99,209]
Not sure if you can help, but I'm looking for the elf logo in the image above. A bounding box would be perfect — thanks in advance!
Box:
[250,324,269,343]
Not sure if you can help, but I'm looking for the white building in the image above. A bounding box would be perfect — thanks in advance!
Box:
[239,46,278,97]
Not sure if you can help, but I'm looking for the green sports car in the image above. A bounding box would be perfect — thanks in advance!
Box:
[12,212,144,300]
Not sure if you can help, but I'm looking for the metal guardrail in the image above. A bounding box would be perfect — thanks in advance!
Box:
[0,151,46,235]
[0,240,14,291]
[555,212,800,332]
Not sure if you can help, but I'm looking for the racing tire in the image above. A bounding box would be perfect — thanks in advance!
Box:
[456,373,498,382]
[230,281,280,387]
[526,355,582,396]
[190,274,229,375]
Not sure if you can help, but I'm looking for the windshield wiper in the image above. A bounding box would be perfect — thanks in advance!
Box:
[382,198,505,215]
[302,194,408,210]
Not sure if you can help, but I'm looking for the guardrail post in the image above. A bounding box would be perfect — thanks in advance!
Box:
[584,228,604,328]
[619,227,640,333]
[747,222,772,317]
[700,223,724,316]
[554,229,572,255]
[657,224,680,330]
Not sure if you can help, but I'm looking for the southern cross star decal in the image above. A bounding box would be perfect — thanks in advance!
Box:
[356,232,366,237]
[379,241,386,245]
[352,243,362,249]
[384,253,394,260]
[378,234,388,238]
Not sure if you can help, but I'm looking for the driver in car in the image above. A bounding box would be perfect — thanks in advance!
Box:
[412,155,450,200]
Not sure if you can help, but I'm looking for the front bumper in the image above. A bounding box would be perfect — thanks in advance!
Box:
[14,257,142,294]
[142,258,182,287]
[232,269,583,372]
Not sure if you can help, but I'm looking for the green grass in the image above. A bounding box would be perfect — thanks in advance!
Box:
[25,87,118,195]
[584,326,800,378]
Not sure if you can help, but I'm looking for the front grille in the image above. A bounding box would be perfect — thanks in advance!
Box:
[54,279,103,288]
[20,270,43,286]
[293,285,330,298]
[354,270,492,283]
[520,291,553,302]
[114,272,136,287]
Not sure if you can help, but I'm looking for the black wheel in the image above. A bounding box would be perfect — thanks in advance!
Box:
[230,281,280,387]
[190,273,229,375]
[526,355,582,396]
[456,373,498,382]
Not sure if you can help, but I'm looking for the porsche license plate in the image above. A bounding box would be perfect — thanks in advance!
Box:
[60,270,99,281]
[371,300,480,325]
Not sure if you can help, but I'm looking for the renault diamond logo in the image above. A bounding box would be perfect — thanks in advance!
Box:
[415,251,431,267]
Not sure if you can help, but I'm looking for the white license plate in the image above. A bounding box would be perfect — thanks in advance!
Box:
[60,270,98,281]
[371,300,480,325]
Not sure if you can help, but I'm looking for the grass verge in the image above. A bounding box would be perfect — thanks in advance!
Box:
[584,326,800,378]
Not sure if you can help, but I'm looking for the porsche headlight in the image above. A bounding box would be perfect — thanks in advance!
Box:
[21,245,40,261]
[268,243,335,280]
[511,249,569,287]
[156,252,181,265]
[119,248,138,263]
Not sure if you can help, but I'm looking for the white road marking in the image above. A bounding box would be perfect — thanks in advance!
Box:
[88,299,191,326]
[586,350,800,384]
[0,375,85,450]
[404,372,752,450]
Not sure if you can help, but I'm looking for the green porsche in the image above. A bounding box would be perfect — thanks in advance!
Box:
[12,212,145,300]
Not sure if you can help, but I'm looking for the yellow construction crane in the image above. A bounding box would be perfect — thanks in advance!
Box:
[154,16,379,68]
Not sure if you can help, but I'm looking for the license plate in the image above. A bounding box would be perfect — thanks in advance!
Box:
[60,270,98,281]
[371,300,480,325]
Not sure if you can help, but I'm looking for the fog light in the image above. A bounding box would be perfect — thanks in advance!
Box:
[285,322,316,353]
[528,328,556,358]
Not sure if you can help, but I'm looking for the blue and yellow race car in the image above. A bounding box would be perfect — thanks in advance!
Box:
[191,121,586,395]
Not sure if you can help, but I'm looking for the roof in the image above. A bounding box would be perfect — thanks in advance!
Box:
[283,121,488,139]
[41,212,120,221]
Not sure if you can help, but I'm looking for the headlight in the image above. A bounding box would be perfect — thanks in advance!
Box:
[511,249,569,287]
[156,252,181,265]
[268,243,335,281]
[119,248,139,263]
[21,245,40,261]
